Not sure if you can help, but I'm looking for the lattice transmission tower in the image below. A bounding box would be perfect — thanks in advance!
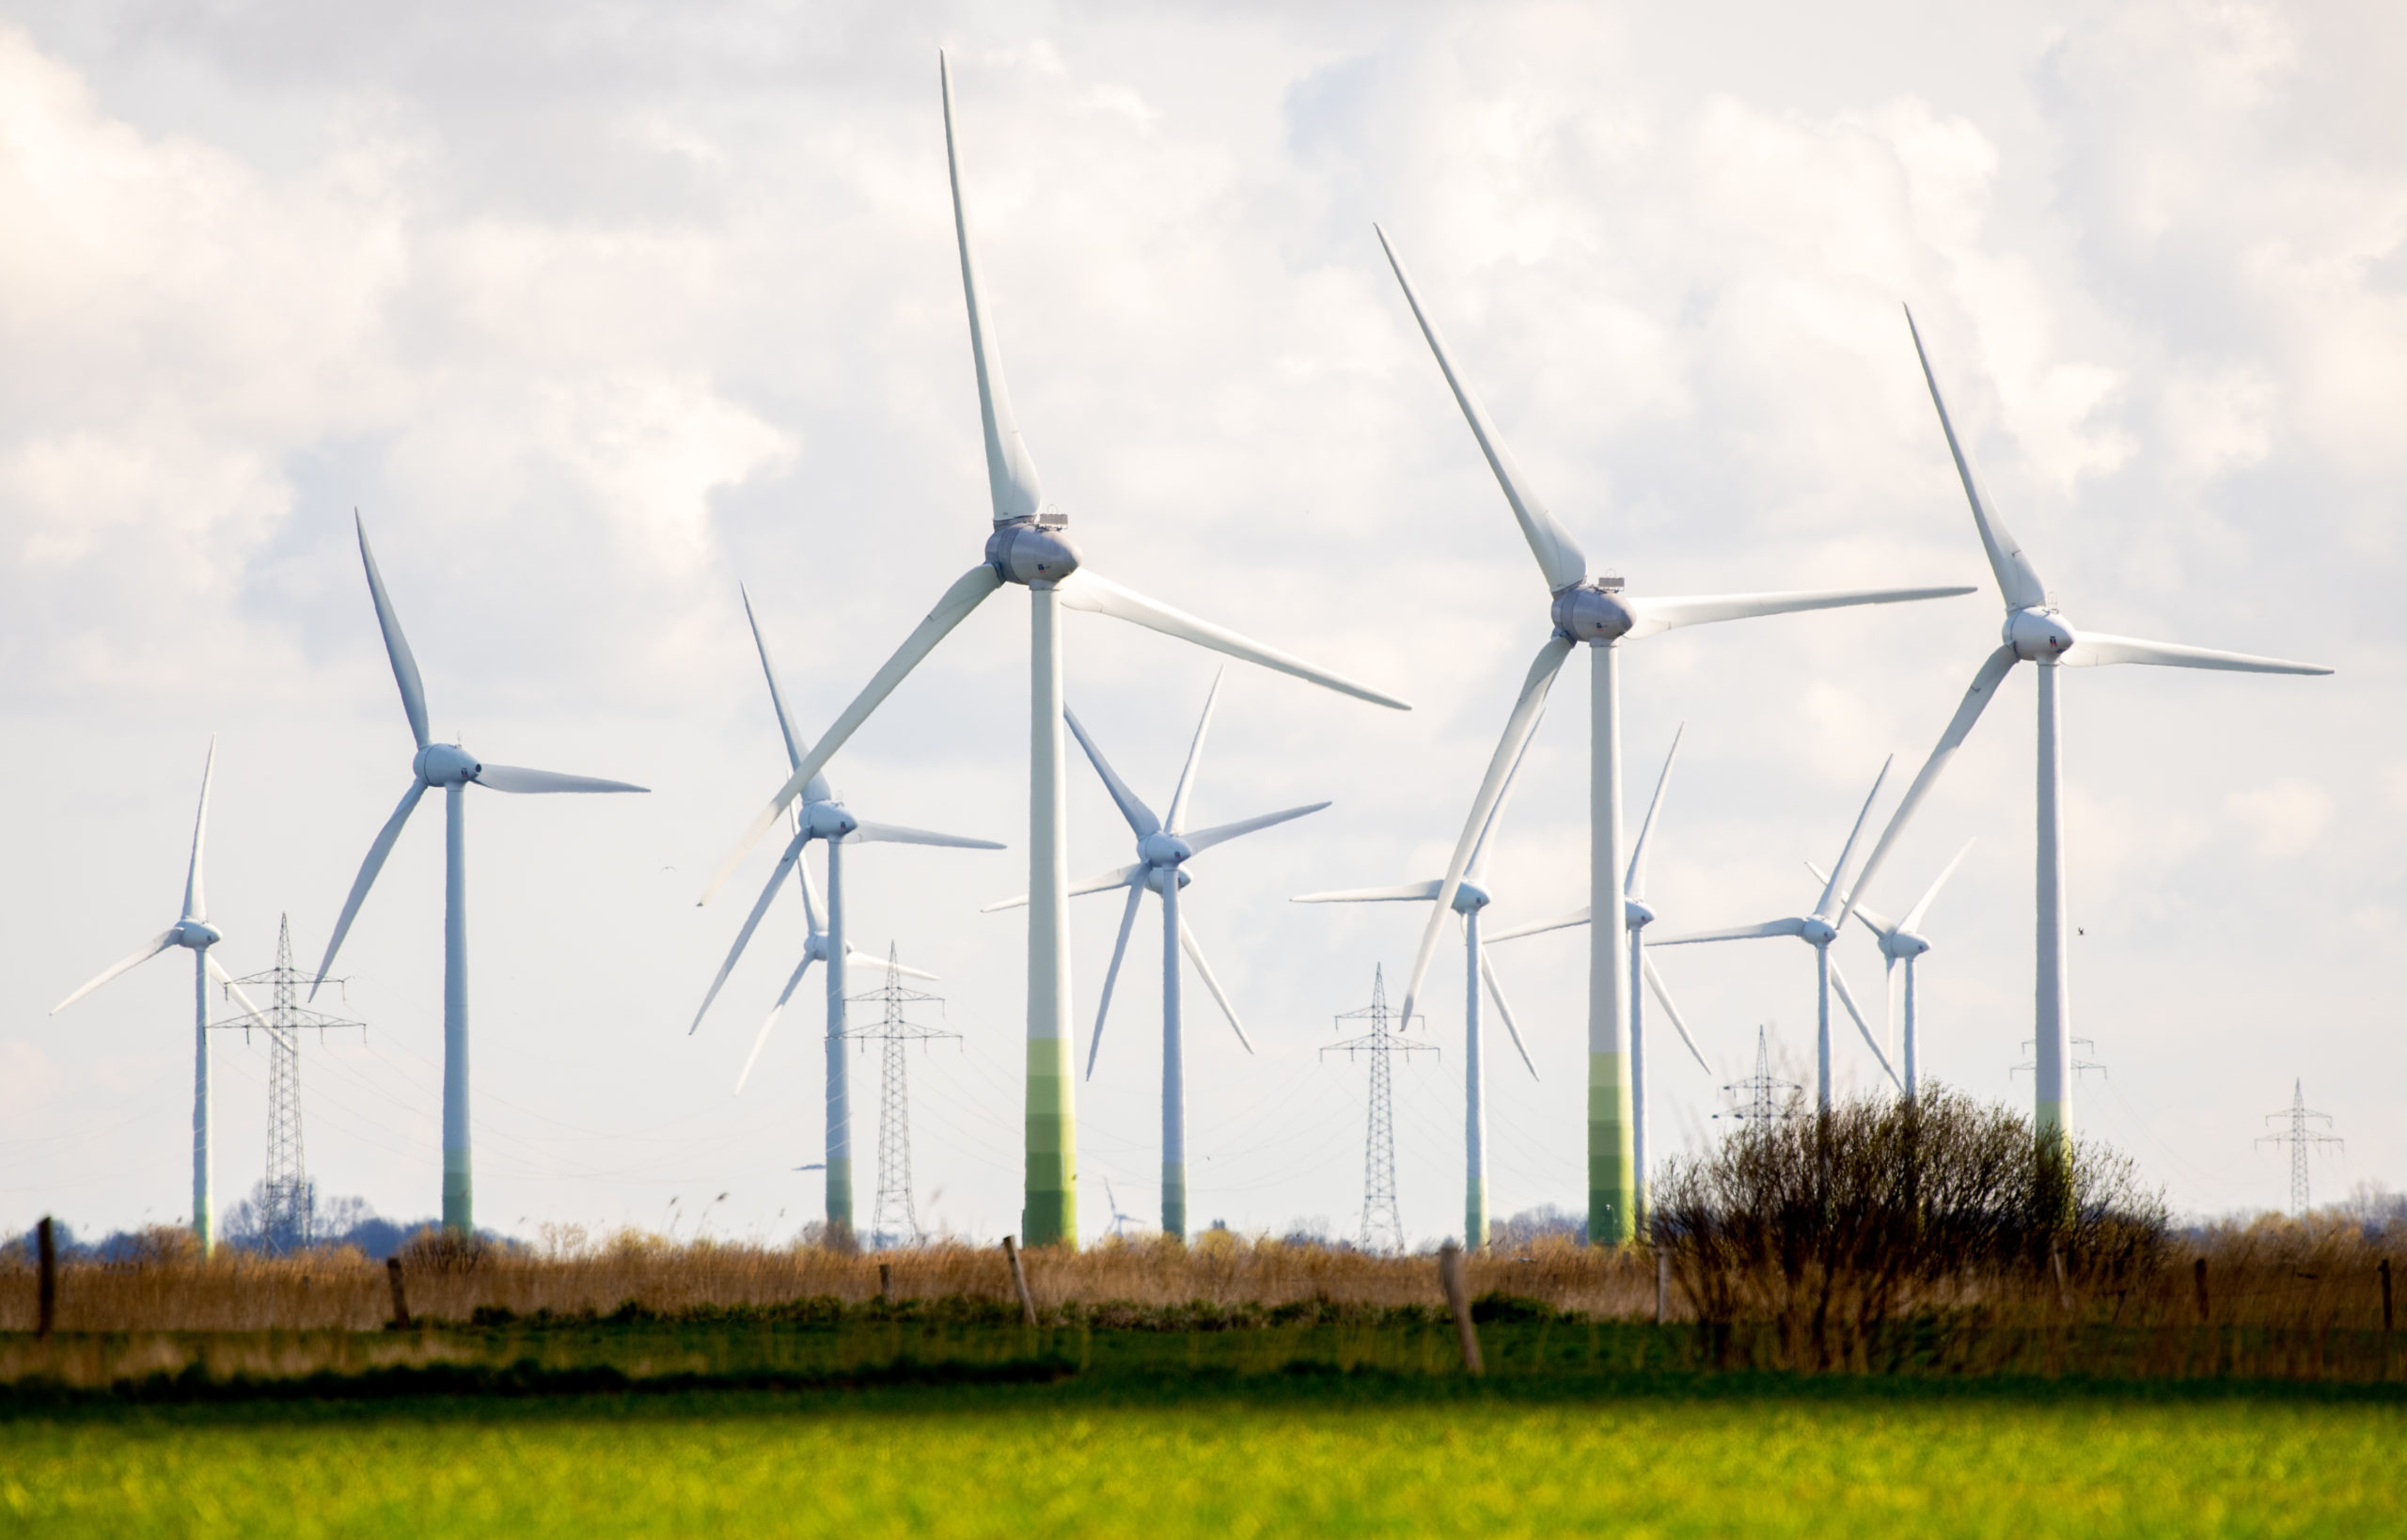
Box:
[2258,1079,2342,1218]
[215,915,364,1253]
[1324,965,1432,1254]
[846,945,954,1249]
[1717,1027,1801,1124]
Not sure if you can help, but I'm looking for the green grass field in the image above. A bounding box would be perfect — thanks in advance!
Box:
[6,1373,2403,1538]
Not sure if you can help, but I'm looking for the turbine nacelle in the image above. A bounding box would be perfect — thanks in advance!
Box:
[1882,929,1933,962]
[1137,831,1194,867]
[984,517,1081,587]
[1798,916,1838,947]
[1624,898,1657,930]
[174,919,224,949]
[805,801,860,841]
[1141,865,1195,895]
[2004,606,2077,662]
[1451,878,1492,914]
[414,743,481,787]
[1550,578,1634,643]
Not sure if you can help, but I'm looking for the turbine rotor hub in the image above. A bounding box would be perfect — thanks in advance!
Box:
[1624,898,1657,929]
[985,517,1082,587]
[1143,865,1193,893]
[1887,930,1931,960]
[1452,879,1491,913]
[806,801,859,840]
[177,920,224,948]
[1800,917,1838,947]
[1138,832,1192,867]
[1551,579,1635,643]
[2004,606,2078,662]
[415,743,481,787]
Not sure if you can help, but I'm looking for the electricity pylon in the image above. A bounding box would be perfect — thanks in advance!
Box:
[216,915,363,1253]
[1717,1027,1801,1124]
[1325,965,1433,1253]
[846,944,954,1249]
[2258,1079,2341,1218]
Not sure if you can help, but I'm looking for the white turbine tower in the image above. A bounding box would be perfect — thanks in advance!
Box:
[52,738,261,1255]
[1811,839,1975,1100]
[313,514,649,1236]
[691,587,993,1238]
[1840,306,2332,1142]
[1377,228,1971,1242]
[701,56,1409,1248]
[983,672,1325,1238]
[1291,730,1548,1251]
[1480,728,1713,1234]
[1650,759,1902,1111]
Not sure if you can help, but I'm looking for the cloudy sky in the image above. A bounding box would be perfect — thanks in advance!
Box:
[2,0,2398,1248]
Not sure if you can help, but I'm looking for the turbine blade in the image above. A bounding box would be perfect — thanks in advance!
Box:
[52,929,180,1014]
[1804,861,1899,935]
[1623,586,1974,641]
[1814,756,1896,924]
[183,735,216,923]
[1903,306,2051,610]
[1086,884,1146,1078]
[1641,951,1713,1076]
[1625,723,1683,900]
[692,829,811,1034]
[845,821,1006,851]
[843,946,939,982]
[940,52,1043,522]
[1374,226,1588,593]
[203,950,264,1022]
[1467,711,1544,883]
[701,564,1003,904]
[1839,645,2019,932]
[1166,668,1223,835]
[2059,632,2333,675]
[1652,917,1809,946]
[474,763,648,794]
[1477,949,1537,1079]
[1898,838,1978,933]
[311,778,429,997]
[1055,569,1410,711]
[1292,880,1445,904]
[1181,801,1329,856]
[1398,634,1575,1025]
[1829,955,1900,1090]
[735,952,817,1095]
[740,585,828,796]
[354,512,431,750]
[1063,704,1160,837]
[1485,906,1589,943]
[795,836,826,935]
[983,862,1144,913]
[1178,919,1254,1053]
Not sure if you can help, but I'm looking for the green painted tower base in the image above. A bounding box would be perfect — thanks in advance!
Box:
[1588,1049,1633,1245]
[1024,1036,1077,1247]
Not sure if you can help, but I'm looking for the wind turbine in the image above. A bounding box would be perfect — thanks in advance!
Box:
[1292,727,1548,1251]
[1376,228,1972,1241]
[690,587,994,1237]
[1650,759,1901,1111]
[1810,839,1974,1101]
[51,738,260,1254]
[1839,306,2332,1142]
[1481,727,1714,1233]
[701,56,1410,1248]
[983,672,1324,1238]
[313,514,650,1236]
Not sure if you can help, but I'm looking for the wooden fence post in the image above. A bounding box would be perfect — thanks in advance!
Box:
[1438,1242,1483,1375]
[1655,1251,1670,1326]
[2194,1257,2210,1324]
[385,1256,412,1330]
[36,1216,55,1339]
[879,1263,894,1305]
[1002,1237,1037,1326]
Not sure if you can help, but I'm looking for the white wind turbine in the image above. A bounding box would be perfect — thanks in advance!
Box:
[690,587,993,1237]
[51,738,260,1255]
[1291,728,1548,1252]
[313,514,649,1236]
[983,672,1325,1239]
[1377,228,1970,1241]
[1810,839,1975,1101]
[701,56,1409,1248]
[1839,306,2332,1141]
[1480,727,1713,1233]
[1650,759,1902,1111]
